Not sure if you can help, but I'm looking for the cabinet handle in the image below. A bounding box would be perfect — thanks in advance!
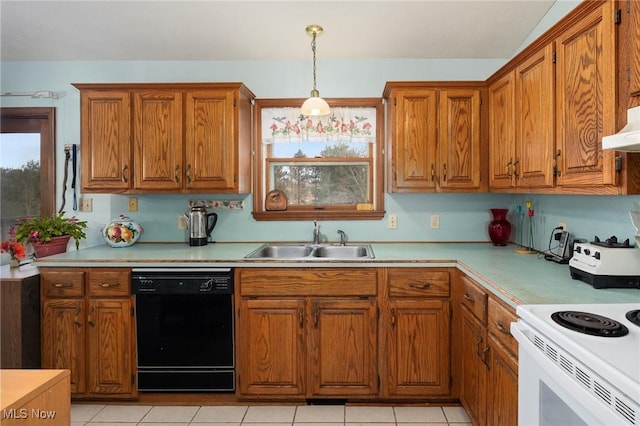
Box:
[430,164,436,182]
[122,165,129,183]
[52,282,73,288]
[298,308,304,328]
[313,304,319,329]
[99,282,120,288]
[506,158,513,178]
[390,308,396,328]
[174,165,180,183]
[409,282,432,290]
[475,337,483,359]
[496,320,511,335]
[482,346,490,368]
[463,293,475,303]
[553,149,562,177]
[513,158,520,179]
[88,306,95,328]
[186,164,192,183]
[442,163,447,182]
[74,306,82,328]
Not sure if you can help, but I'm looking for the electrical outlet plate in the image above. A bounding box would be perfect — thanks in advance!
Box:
[80,197,92,212]
[430,214,440,229]
[128,197,138,212]
[388,213,397,229]
[559,222,567,232]
[178,215,186,229]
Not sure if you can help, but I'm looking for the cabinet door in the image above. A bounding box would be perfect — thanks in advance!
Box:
[556,1,617,188]
[41,299,86,394]
[133,91,183,190]
[390,90,438,191]
[488,72,516,189]
[515,43,556,188]
[438,89,481,190]
[486,336,518,426]
[310,299,378,396]
[237,299,306,397]
[80,90,131,191]
[386,299,450,396]
[460,306,487,426]
[185,90,237,191]
[87,298,134,395]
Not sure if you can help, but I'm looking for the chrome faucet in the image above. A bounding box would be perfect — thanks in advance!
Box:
[337,229,347,246]
[312,221,320,245]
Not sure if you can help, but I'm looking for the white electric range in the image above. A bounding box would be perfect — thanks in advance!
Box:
[512,303,640,425]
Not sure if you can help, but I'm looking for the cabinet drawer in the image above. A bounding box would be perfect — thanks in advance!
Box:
[88,269,131,297]
[238,268,378,297]
[488,298,518,356]
[41,271,84,297]
[460,275,487,324]
[387,269,449,297]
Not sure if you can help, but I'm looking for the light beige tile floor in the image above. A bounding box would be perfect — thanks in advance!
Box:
[71,404,471,425]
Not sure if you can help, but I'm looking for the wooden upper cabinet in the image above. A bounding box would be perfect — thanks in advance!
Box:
[384,83,483,193]
[628,0,640,99]
[133,90,183,190]
[438,90,481,190]
[80,90,131,191]
[488,72,516,189]
[515,42,556,188]
[74,83,254,194]
[185,90,238,191]
[388,89,438,191]
[489,43,555,190]
[555,1,617,189]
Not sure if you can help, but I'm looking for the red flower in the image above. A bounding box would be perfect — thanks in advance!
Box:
[1,241,27,259]
[270,123,278,131]
[363,123,371,130]
[341,123,348,133]
[528,209,535,217]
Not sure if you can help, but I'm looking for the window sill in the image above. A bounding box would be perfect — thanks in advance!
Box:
[252,210,386,221]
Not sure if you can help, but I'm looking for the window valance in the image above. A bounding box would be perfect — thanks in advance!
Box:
[262,107,376,144]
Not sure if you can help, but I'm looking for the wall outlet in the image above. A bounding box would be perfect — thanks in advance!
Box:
[559,222,567,232]
[388,213,398,229]
[430,214,440,229]
[80,197,92,212]
[128,197,138,212]
[178,215,187,230]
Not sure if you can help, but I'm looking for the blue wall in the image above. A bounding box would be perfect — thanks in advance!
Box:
[2,0,638,254]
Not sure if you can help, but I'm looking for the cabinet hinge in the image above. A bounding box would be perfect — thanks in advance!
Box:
[377,374,381,388]
[394,97,397,107]
[614,8,622,25]
[233,98,237,107]
[628,66,632,82]
[132,374,135,385]
[552,52,557,64]
[131,306,134,317]
[615,155,623,172]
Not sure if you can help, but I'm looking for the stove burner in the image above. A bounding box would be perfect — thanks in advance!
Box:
[551,311,629,337]
[626,310,640,327]
[591,235,634,248]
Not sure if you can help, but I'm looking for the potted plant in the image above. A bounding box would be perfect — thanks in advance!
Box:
[14,212,88,257]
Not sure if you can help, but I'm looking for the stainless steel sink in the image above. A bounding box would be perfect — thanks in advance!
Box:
[244,243,375,259]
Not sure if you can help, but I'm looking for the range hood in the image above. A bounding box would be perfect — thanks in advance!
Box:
[602,106,640,152]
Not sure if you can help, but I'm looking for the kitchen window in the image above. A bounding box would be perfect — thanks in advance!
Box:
[252,98,384,221]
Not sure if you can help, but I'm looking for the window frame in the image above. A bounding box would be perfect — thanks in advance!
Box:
[252,98,385,221]
[0,107,56,218]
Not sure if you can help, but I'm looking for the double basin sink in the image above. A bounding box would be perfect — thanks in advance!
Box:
[245,243,375,260]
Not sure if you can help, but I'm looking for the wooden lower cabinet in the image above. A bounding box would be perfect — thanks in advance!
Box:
[458,273,519,426]
[382,268,451,397]
[236,268,379,399]
[40,268,136,399]
[460,306,487,426]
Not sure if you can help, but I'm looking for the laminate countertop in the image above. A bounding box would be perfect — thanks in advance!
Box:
[30,242,640,308]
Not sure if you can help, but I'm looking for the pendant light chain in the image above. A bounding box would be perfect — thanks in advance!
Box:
[311,31,318,92]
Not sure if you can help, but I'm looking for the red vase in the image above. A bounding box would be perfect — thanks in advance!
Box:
[488,208,511,246]
[33,235,71,258]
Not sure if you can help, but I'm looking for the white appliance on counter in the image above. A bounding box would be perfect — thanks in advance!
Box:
[511,303,640,425]
[603,106,640,152]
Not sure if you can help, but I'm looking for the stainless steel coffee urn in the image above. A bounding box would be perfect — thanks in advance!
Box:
[184,205,218,246]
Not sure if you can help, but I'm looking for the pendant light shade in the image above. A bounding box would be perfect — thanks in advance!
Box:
[301,25,330,117]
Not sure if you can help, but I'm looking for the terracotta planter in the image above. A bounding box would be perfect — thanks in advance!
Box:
[33,235,71,258]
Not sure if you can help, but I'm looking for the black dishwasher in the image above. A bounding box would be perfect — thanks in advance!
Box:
[131,268,234,392]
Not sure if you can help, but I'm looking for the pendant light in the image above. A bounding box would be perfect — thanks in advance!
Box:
[301,24,330,117]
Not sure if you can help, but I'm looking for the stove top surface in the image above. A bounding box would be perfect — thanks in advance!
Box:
[517,303,640,402]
